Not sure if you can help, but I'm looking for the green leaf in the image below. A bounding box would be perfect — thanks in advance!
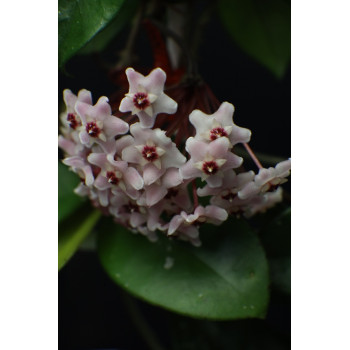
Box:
[58,0,126,67]
[78,0,139,55]
[261,207,291,294]
[58,207,101,271]
[218,0,291,78]
[58,161,85,223]
[97,218,269,320]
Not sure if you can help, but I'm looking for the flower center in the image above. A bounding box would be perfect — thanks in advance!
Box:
[86,122,101,137]
[142,145,158,162]
[266,183,279,193]
[202,161,219,175]
[221,192,236,202]
[123,203,139,213]
[165,188,179,199]
[210,127,228,140]
[106,171,119,185]
[133,92,150,110]
[67,113,81,129]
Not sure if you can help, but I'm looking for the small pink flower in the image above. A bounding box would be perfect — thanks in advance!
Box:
[135,168,184,207]
[87,152,144,200]
[189,102,251,146]
[60,89,92,136]
[238,159,291,199]
[119,68,177,128]
[76,96,129,147]
[180,137,243,188]
[168,205,228,246]
[244,188,284,218]
[109,191,148,228]
[122,123,186,185]
[62,154,94,187]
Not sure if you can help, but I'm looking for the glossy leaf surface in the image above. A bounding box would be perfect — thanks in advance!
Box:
[218,0,291,78]
[78,0,139,55]
[58,0,125,67]
[98,218,269,320]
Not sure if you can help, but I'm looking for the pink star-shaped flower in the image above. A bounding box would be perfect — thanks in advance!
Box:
[76,96,129,147]
[87,152,144,200]
[238,159,291,199]
[60,89,92,136]
[189,102,251,146]
[180,137,243,188]
[121,123,186,186]
[168,205,228,246]
[119,68,177,128]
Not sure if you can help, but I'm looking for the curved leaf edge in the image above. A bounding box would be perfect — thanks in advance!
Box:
[97,219,270,321]
[58,207,102,271]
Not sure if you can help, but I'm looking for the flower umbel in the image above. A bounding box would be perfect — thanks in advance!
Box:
[59,67,291,246]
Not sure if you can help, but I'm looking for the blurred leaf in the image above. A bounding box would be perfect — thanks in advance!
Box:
[261,207,291,294]
[78,0,139,55]
[58,0,126,67]
[170,317,290,350]
[58,161,85,223]
[58,207,101,271]
[218,0,291,78]
[270,257,290,294]
[97,218,269,320]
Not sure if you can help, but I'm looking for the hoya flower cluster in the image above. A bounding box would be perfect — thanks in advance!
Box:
[59,68,291,246]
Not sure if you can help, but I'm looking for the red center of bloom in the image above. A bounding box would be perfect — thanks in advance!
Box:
[106,171,119,185]
[123,202,139,213]
[133,92,150,110]
[67,113,81,129]
[210,127,228,140]
[266,183,279,192]
[86,122,101,138]
[202,161,219,175]
[222,192,236,201]
[165,188,179,199]
[142,146,158,162]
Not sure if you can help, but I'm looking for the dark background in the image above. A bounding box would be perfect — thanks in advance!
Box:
[59,8,291,350]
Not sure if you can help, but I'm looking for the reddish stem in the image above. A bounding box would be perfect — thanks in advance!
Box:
[243,143,264,169]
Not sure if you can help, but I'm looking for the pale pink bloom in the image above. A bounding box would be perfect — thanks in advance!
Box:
[76,96,129,147]
[189,102,251,146]
[162,182,192,212]
[244,188,284,218]
[58,135,84,157]
[60,89,92,137]
[197,170,254,197]
[180,137,243,188]
[109,192,148,228]
[136,168,184,207]
[168,205,228,246]
[59,67,291,244]
[62,153,94,187]
[147,204,170,233]
[198,170,256,214]
[74,183,109,214]
[119,68,177,128]
[74,182,91,197]
[87,152,144,200]
[238,159,291,199]
[122,123,186,186]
